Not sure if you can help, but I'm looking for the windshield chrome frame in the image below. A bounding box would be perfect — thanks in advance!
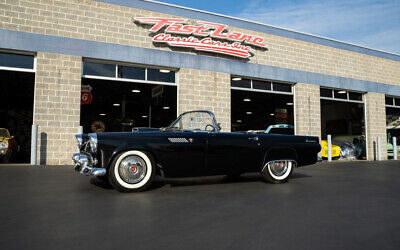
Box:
[168,110,220,133]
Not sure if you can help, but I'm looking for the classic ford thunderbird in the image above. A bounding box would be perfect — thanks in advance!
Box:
[73,110,320,192]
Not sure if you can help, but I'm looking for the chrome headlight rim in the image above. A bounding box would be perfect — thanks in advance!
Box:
[88,133,98,153]
[76,134,83,148]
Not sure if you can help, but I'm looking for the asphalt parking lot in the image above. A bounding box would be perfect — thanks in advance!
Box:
[0,161,400,250]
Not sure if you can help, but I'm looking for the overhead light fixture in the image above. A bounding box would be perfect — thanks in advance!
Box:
[286,102,293,105]
[243,98,251,102]
[160,69,171,73]
[232,77,242,81]
[338,90,346,94]
[163,106,170,110]
[99,113,106,116]
[237,120,242,123]
[246,111,252,115]
[113,103,120,106]
[270,113,274,116]
[141,115,148,118]
[132,89,141,93]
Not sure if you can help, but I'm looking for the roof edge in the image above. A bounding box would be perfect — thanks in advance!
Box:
[94,0,400,62]
[144,0,400,57]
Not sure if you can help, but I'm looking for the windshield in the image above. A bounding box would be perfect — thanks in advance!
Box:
[0,129,10,138]
[169,111,216,131]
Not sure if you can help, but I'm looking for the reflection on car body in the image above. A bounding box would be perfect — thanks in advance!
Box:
[72,110,321,192]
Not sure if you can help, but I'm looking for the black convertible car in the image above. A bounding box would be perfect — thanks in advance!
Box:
[73,110,320,192]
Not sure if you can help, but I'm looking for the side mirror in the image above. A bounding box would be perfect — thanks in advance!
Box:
[217,123,222,131]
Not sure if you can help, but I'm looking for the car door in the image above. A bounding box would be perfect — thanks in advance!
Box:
[206,132,263,175]
[156,131,208,177]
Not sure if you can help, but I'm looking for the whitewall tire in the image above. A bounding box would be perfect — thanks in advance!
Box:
[261,160,294,184]
[108,150,155,192]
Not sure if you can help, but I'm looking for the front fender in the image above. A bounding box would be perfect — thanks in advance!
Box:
[103,143,159,170]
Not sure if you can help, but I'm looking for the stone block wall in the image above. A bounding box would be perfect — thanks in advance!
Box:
[33,52,81,165]
[364,92,387,160]
[0,0,399,86]
[178,68,231,132]
[294,83,321,138]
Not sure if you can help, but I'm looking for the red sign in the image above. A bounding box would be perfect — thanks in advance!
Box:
[81,85,93,104]
[134,17,268,59]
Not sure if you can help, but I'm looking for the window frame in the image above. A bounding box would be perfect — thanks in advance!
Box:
[231,76,293,96]
[0,50,36,73]
[320,87,364,104]
[385,95,400,109]
[82,59,177,86]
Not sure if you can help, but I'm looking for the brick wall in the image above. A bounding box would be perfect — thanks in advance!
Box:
[33,52,81,165]
[0,0,399,86]
[178,68,231,132]
[364,92,387,160]
[294,83,321,138]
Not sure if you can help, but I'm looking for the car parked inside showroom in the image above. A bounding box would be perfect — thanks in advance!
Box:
[0,128,17,163]
[72,110,321,192]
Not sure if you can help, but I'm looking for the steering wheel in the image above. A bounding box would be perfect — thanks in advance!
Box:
[205,124,215,132]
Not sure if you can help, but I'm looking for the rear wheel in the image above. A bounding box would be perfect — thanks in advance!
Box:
[261,160,294,184]
[108,150,155,192]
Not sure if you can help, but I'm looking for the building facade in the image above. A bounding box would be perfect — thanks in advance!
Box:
[0,0,399,164]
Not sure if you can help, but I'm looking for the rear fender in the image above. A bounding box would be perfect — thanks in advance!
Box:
[263,147,298,167]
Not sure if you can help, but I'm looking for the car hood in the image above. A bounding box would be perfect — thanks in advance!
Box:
[132,127,162,133]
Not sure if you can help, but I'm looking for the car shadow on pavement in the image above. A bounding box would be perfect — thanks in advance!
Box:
[165,172,311,187]
[89,173,312,190]
[89,177,114,190]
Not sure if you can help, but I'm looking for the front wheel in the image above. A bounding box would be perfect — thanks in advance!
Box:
[261,160,294,184]
[108,150,155,192]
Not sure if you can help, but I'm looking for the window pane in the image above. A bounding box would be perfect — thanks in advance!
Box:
[147,68,175,83]
[83,61,115,77]
[272,82,292,92]
[0,52,34,69]
[395,98,400,106]
[118,65,145,80]
[253,80,271,90]
[320,88,333,98]
[231,78,251,88]
[349,92,362,101]
[333,90,347,99]
[386,97,394,106]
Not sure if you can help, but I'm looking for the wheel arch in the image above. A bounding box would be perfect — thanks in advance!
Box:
[107,145,159,171]
[263,147,298,166]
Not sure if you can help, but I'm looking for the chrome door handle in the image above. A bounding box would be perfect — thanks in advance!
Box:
[249,136,259,142]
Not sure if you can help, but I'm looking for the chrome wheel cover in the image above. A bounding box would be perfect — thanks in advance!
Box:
[118,155,147,184]
[269,161,288,177]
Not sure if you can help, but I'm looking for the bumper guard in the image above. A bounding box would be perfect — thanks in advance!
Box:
[72,153,106,177]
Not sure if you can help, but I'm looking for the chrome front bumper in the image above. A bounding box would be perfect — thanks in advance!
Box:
[72,153,106,177]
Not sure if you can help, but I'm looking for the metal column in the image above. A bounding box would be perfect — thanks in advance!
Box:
[30,124,38,165]
[393,137,398,160]
[377,137,382,161]
[327,134,332,162]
